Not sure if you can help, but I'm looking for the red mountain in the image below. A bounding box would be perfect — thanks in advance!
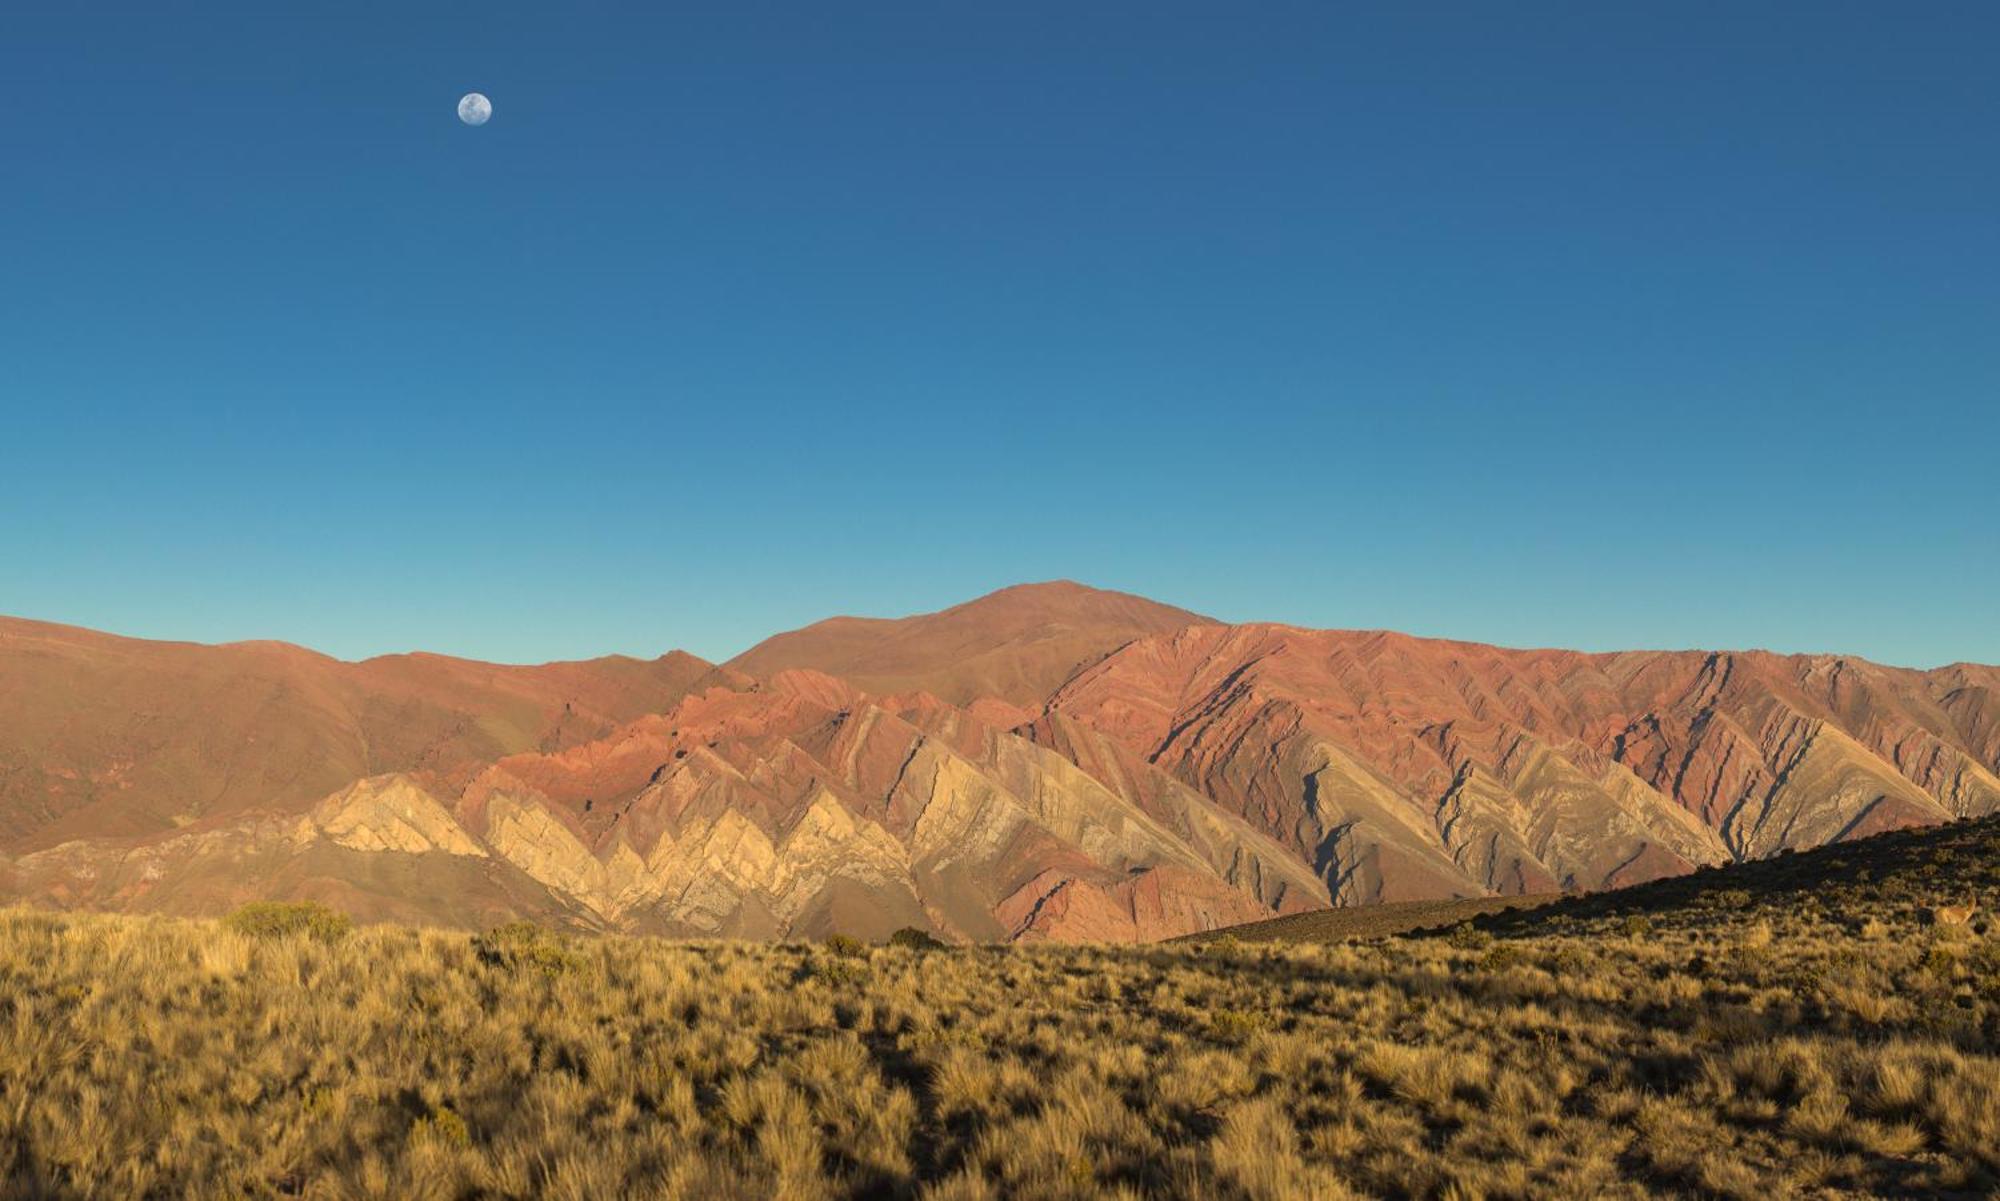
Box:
[726,580,1214,722]
[1037,623,1999,903]
[0,616,715,850]
[2,586,1993,941]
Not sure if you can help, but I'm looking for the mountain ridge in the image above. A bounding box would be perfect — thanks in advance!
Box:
[3,583,1995,941]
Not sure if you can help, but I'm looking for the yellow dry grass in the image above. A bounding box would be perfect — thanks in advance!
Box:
[2,825,1997,1198]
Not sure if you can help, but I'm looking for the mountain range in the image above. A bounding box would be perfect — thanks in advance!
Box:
[3,581,1995,941]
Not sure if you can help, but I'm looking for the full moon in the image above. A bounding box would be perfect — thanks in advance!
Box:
[457,93,492,126]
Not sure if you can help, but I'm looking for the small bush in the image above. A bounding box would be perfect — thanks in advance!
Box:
[473,922,583,978]
[807,956,866,986]
[1447,923,1492,950]
[1919,944,1959,976]
[824,933,868,958]
[1207,1008,1265,1042]
[888,927,946,951]
[1620,914,1655,937]
[411,1106,470,1148]
[1546,944,1590,976]
[223,901,352,943]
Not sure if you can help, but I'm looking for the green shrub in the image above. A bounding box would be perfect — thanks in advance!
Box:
[888,926,946,951]
[1919,944,1959,977]
[1619,914,1654,938]
[824,933,868,958]
[807,957,865,986]
[223,901,352,943]
[1446,923,1492,950]
[1207,1007,1265,1042]
[473,922,583,978]
[410,1106,470,1148]
[1546,944,1590,976]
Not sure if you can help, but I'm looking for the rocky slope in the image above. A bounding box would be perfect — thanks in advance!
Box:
[1038,623,2000,903]
[3,585,1995,941]
[4,666,1321,941]
[0,617,715,850]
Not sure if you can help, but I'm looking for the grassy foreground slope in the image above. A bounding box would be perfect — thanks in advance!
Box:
[1,821,1997,1198]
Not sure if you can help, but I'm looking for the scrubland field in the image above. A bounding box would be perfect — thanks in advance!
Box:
[2,819,1996,1200]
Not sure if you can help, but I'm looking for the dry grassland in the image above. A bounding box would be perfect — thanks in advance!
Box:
[1,818,1996,1199]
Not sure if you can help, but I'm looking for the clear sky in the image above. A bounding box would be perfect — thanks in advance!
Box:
[3,2,1995,668]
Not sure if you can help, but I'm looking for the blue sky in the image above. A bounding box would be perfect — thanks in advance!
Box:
[3,2,1995,667]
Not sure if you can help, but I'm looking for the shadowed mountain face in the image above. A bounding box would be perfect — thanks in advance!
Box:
[3,586,1996,941]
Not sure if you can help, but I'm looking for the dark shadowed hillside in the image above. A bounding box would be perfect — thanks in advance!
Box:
[1179,812,2000,946]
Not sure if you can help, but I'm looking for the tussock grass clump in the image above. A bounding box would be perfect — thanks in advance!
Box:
[221,900,351,942]
[472,920,583,977]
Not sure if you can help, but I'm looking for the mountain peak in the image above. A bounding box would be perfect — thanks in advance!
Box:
[725,580,1215,706]
[938,579,1211,622]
